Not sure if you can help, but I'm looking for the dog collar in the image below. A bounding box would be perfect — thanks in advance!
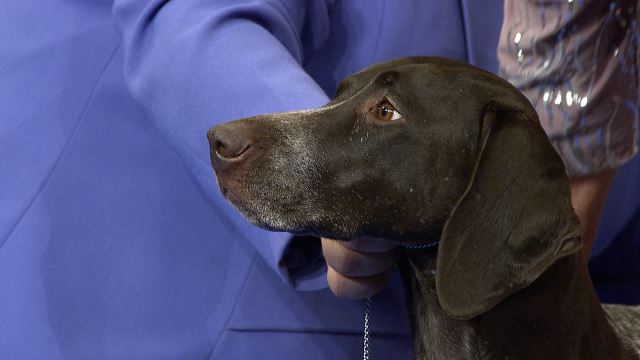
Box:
[402,239,439,249]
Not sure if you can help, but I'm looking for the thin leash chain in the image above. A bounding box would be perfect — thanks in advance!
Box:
[362,240,439,360]
[362,297,372,360]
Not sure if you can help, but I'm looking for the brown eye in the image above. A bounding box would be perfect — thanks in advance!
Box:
[375,101,403,122]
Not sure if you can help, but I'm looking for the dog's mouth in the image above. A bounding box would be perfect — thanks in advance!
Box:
[215,175,326,236]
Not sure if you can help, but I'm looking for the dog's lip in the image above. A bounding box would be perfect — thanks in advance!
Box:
[216,176,242,199]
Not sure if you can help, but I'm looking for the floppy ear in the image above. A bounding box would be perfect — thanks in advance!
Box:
[435,102,582,320]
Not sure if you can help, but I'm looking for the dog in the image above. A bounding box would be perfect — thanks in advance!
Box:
[207,57,640,359]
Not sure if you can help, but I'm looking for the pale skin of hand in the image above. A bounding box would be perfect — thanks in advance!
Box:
[323,169,617,300]
[570,168,617,259]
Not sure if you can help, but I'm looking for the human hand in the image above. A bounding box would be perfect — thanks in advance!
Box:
[321,237,400,300]
[569,168,616,259]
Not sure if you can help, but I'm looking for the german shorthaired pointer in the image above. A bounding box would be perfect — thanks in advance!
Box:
[208,57,640,359]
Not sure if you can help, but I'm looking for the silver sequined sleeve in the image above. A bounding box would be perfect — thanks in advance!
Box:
[498,0,639,176]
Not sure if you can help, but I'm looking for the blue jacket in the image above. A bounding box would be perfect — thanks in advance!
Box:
[1,0,637,358]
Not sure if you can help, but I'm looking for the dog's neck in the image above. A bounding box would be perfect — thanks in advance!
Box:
[402,248,628,359]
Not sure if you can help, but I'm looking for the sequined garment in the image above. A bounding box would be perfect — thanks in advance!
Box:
[499,0,639,176]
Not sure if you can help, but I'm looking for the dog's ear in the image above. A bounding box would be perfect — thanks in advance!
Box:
[435,102,582,320]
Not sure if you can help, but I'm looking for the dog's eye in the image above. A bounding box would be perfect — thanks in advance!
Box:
[375,101,403,122]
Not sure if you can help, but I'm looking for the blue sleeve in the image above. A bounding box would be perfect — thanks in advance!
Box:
[111,0,332,290]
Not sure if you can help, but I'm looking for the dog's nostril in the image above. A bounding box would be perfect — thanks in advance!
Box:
[209,125,252,160]
[214,139,250,159]
[215,140,230,158]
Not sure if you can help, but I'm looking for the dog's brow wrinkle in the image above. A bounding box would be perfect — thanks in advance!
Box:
[376,70,399,87]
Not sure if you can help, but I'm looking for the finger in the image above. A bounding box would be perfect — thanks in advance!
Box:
[327,267,395,300]
[322,237,399,253]
[322,238,400,277]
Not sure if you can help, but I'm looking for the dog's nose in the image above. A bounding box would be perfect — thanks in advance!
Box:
[208,124,251,160]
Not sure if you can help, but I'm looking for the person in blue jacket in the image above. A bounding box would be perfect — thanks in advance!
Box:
[0,0,637,359]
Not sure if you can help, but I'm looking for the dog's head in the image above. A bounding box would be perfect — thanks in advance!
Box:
[208,57,581,319]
